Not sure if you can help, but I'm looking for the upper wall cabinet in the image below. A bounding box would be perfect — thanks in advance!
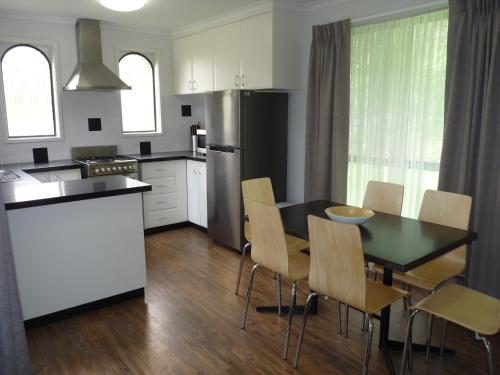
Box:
[173,29,214,94]
[172,9,301,94]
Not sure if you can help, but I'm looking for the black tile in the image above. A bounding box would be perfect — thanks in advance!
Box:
[88,118,102,131]
[32,148,49,164]
[181,105,191,117]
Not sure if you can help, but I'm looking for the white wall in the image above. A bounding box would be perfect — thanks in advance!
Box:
[286,0,446,203]
[0,15,204,165]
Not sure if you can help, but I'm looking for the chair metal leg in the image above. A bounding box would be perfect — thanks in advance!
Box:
[373,270,378,282]
[440,320,448,356]
[344,304,350,338]
[361,312,367,332]
[293,292,318,368]
[283,281,298,360]
[337,301,342,335]
[235,242,251,295]
[400,309,420,375]
[362,316,374,375]
[241,264,259,329]
[480,335,494,375]
[277,274,282,315]
[425,313,434,364]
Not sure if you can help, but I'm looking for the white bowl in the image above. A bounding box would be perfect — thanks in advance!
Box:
[324,206,375,225]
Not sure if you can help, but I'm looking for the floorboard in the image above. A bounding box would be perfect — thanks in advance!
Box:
[26,227,499,374]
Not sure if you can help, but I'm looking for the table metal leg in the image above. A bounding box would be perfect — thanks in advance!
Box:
[379,267,396,375]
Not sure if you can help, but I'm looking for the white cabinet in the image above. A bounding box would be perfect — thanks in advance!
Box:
[240,12,272,89]
[173,8,301,94]
[141,160,187,229]
[186,160,207,228]
[213,21,241,91]
[29,168,81,183]
[172,30,213,94]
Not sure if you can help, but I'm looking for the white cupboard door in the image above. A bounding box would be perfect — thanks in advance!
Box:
[240,12,273,89]
[213,21,241,91]
[186,160,200,225]
[172,36,193,95]
[198,163,207,228]
[191,30,214,93]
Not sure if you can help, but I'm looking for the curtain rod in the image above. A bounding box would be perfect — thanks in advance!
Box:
[352,1,448,27]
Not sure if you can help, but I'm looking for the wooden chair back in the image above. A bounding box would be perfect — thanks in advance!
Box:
[363,180,404,216]
[307,215,367,312]
[245,199,289,276]
[419,190,472,270]
[242,178,276,241]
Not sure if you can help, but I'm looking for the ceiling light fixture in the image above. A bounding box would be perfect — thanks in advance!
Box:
[100,0,146,12]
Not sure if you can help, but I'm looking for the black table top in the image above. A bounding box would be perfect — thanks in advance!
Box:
[280,200,478,273]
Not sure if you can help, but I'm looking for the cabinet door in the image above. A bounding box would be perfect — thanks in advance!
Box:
[191,30,214,93]
[213,21,241,91]
[198,163,207,228]
[172,36,193,95]
[241,12,272,89]
[186,160,200,225]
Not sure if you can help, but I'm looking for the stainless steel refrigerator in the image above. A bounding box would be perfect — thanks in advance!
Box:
[206,90,288,251]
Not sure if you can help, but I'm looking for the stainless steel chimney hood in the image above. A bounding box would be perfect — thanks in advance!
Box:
[64,18,131,91]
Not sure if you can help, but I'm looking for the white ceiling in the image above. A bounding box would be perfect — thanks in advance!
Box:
[0,0,272,33]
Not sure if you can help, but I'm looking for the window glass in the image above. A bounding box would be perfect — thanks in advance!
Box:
[119,53,157,133]
[1,45,56,138]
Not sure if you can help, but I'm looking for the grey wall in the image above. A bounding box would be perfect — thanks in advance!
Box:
[286,0,447,203]
[0,15,204,164]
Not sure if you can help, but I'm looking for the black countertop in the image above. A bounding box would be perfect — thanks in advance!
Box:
[128,151,206,163]
[1,159,82,173]
[2,176,151,210]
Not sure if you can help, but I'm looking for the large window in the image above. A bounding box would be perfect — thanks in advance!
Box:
[348,10,448,218]
[1,44,57,138]
[119,52,158,134]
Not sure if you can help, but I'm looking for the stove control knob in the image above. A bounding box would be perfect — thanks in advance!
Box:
[118,166,122,171]
[112,167,117,171]
[95,168,100,173]
[107,167,111,172]
[124,165,129,170]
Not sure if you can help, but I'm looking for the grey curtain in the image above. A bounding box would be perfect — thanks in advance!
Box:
[0,194,31,374]
[439,0,500,297]
[304,19,351,203]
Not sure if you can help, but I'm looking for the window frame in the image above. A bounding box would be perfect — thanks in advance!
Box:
[0,40,63,143]
[118,51,160,135]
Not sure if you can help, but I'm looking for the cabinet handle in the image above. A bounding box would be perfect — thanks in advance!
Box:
[235,74,240,88]
[241,74,246,87]
[192,80,197,90]
[156,201,166,204]
[188,80,191,90]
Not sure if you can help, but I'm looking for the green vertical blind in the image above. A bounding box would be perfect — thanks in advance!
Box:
[348,10,448,218]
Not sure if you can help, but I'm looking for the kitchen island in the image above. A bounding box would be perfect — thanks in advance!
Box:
[2,175,151,325]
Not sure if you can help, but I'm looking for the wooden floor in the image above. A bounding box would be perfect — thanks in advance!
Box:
[27,227,499,374]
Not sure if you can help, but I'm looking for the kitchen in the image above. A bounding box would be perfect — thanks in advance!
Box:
[1,1,500,375]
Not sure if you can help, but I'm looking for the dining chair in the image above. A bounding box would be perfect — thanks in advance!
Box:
[360,181,404,330]
[385,190,472,354]
[292,215,407,374]
[400,284,500,375]
[235,178,276,295]
[241,198,310,359]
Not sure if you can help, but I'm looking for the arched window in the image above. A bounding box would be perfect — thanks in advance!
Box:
[1,44,57,138]
[119,53,158,133]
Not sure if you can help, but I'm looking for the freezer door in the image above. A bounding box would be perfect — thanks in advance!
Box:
[205,91,241,147]
[207,148,242,251]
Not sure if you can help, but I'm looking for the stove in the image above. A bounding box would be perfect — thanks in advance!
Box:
[71,146,139,179]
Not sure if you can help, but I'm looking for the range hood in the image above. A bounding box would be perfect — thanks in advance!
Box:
[64,18,131,91]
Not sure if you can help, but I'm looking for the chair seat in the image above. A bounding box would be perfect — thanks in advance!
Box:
[372,254,464,292]
[365,280,408,314]
[414,284,500,336]
[285,235,310,280]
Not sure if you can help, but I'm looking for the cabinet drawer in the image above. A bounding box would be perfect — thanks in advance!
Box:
[141,161,177,179]
[143,177,176,196]
[144,209,178,229]
[144,193,177,212]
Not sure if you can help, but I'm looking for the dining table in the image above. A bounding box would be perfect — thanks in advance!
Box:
[260,199,478,375]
